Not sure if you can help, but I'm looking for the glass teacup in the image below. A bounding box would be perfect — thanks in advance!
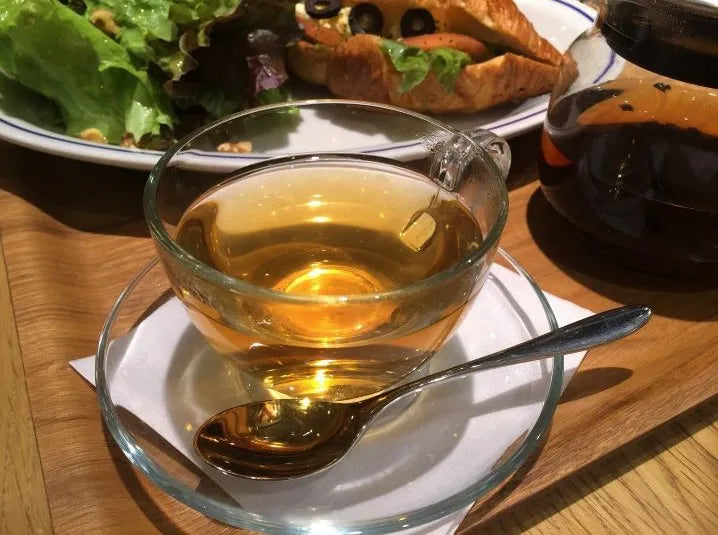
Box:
[145,100,509,402]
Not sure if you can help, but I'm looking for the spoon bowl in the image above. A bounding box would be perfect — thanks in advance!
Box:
[195,305,651,479]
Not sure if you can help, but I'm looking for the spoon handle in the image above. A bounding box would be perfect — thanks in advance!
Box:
[370,305,651,411]
[480,304,652,364]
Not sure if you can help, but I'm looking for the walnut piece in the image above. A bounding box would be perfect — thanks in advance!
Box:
[217,141,253,153]
[89,9,121,36]
[79,128,107,144]
[121,133,137,148]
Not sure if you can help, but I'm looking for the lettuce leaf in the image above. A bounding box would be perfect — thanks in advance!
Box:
[380,39,471,94]
[83,0,243,80]
[85,0,297,116]
[164,1,298,116]
[0,0,174,143]
[380,40,430,93]
[84,0,175,64]
[428,47,472,93]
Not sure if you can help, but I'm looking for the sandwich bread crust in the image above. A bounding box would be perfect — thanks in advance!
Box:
[327,34,560,113]
[288,0,566,113]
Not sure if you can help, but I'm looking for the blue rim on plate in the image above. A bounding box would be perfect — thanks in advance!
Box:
[95,248,565,534]
[0,0,607,170]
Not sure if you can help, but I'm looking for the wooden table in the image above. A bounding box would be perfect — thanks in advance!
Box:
[1,133,716,534]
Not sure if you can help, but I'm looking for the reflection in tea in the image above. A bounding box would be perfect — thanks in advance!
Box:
[174,157,484,401]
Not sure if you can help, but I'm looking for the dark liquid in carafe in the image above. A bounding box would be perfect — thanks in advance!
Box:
[539,85,718,272]
[599,0,718,89]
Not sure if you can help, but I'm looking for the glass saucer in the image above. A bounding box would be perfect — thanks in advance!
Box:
[96,248,563,533]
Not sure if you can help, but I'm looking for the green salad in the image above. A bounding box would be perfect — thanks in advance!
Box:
[0,0,298,146]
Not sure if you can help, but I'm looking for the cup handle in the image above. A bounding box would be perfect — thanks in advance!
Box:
[429,129,512,192]
[468,128,512,181]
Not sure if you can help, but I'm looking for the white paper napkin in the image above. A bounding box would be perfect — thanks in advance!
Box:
[72,264,591,534]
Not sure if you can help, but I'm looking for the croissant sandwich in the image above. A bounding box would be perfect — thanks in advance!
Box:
[287,0,564,114]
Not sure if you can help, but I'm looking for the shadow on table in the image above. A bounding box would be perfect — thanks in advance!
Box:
[560,367,633,404]
[525,189,718,320]
[505,132,542,192]
[0,144,148,237]
[461,397,718,534]
[0,128,542,240]
[0,124,542,242]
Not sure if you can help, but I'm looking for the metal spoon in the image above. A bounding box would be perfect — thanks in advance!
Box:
[195,305,651,480]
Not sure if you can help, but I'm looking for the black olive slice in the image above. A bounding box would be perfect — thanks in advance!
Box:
[305,0,342,19]
[400,9,436,37]
[349,3,384,35]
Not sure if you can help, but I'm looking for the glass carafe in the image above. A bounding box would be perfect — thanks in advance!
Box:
[539,0,718,274]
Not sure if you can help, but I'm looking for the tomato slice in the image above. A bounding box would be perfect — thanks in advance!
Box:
[297,14,343,46]
[402,33,490,61]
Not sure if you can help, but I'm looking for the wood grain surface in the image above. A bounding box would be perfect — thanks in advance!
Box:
[0,241,53,535]
[478,398,718,534]
[0,132,716,534]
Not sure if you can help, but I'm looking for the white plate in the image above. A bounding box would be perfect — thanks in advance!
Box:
[0,0,610,171]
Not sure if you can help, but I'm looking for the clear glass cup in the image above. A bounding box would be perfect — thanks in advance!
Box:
[96,251,564,532]
[144,100,510,403]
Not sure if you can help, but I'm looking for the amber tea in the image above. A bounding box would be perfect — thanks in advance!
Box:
[175,156,484,401]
